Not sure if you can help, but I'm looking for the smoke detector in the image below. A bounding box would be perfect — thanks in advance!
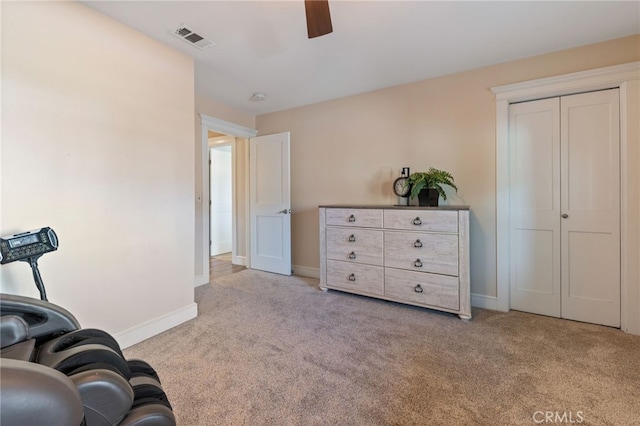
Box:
[250,93,267,102]
[170,24,215,50]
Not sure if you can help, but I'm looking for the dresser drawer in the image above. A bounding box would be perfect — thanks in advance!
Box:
[385,268,459,311]
[384,231,459,276]
[326,227,383,266]
[325,208,383,228]
[326,260,384,295]
[384,210,458,233]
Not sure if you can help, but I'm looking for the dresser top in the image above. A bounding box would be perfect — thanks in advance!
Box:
[319,204,469,211]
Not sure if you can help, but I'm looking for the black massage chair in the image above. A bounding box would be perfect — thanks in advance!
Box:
[0,293,176,426]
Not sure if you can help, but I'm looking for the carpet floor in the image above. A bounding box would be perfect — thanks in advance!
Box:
[124,269,640,425]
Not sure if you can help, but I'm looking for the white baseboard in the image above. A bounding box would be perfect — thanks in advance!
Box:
[114,302,198,349]
[293,265,320,279]
[471,293,499,311]
[194,273,208,287]
[232,255,246,266]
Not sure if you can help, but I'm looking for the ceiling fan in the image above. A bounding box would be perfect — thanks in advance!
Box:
[304,0,333,38]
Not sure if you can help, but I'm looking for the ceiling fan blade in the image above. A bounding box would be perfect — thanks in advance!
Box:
[305,0,333,38]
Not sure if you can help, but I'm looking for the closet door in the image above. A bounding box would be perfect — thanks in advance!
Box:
[560,89,620,327]
[509,89,620,327]
[509,98,561,317]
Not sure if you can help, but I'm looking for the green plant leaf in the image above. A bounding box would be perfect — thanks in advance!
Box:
[408,167,457,200]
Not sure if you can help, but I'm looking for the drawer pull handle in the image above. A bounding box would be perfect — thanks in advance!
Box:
[348,234,356,242]
[414,259,423,268]
[414,239,423,248]
[413,217,422,226]
[414,284,424,293]
[348,273,356,282]
[348,214,356,222]
[348,251,356,260]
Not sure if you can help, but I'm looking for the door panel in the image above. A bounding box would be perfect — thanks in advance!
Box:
[249,132,291,275]
[256,216,285,257]
[565,102,617,212]
[255,142,284,204]
[561,89,620,327]
[512,109,557,211]
[514,229,555,294]
[566,232,616,300]
[509,98,561,317]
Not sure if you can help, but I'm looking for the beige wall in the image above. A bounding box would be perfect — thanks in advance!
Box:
[194,97,255,280]
[255,35,640,300]
[0,1,196,344]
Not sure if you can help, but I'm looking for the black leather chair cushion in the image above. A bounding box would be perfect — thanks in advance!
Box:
[36,329,131,377]
[0,358,84,426]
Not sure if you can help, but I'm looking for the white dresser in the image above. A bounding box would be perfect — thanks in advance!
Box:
[319,205,471,320]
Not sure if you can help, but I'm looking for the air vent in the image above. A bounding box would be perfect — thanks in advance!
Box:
[170,25,214,50]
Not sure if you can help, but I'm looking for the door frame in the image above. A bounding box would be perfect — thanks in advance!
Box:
[197,114,257,286]
[491,61,640,333]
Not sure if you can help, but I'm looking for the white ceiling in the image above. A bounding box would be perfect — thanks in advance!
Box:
[82,1,640,116]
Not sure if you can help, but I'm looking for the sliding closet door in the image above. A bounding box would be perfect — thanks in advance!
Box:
[509,98,561,317]
[560,89,620,327]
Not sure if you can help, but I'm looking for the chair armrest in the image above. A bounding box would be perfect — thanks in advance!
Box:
[0,294,80,340]
[0,358,84,426]
[0,315,30,348]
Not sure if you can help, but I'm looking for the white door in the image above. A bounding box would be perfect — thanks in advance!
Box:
[509,89,620,327]
[560,90,620,327]
[210,145,233,256]
[509,98,561,317]
[249,132,292,275]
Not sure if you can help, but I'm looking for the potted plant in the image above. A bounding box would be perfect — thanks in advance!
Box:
[408,167,457,206]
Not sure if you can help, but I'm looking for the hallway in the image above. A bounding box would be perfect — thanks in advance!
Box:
[209,253,245,280]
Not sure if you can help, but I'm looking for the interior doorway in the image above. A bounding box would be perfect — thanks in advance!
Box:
[209,136,233,257]
[197,113,258,286]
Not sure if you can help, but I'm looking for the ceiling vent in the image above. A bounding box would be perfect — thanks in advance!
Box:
[170,25,214,50]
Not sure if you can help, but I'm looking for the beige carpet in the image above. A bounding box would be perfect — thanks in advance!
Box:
[124,269,640,425]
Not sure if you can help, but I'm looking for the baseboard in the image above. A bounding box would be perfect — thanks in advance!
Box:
[211,242,232,256]
[293,265,320,279]
[232,255,246,266]
[114,302,198,349]
[470,293,499,311]
[194,274,208,287]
